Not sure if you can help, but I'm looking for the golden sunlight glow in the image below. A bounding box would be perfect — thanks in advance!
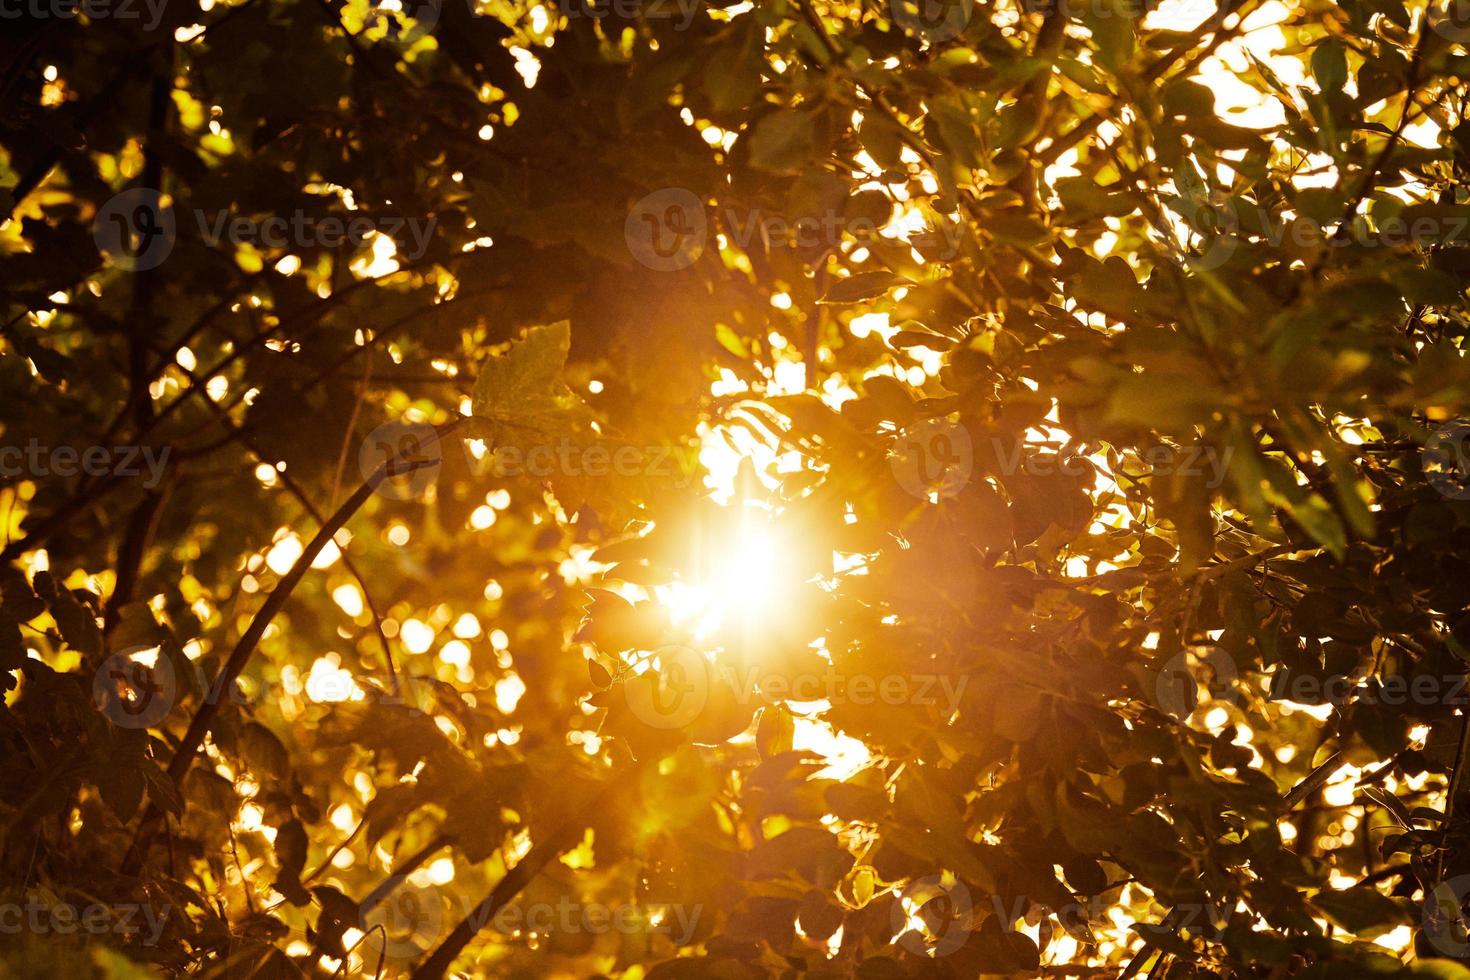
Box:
[656,515,782,640]
[657,417,876,779]
[793,716,871,781]
[710,520,781,619]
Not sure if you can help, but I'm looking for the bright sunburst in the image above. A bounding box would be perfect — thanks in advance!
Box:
[655,506,785,640]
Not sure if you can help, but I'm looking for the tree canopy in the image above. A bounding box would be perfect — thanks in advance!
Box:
[3,0,1470,977]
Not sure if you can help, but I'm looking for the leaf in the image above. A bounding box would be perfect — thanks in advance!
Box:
[1082,1,1136,72]
[820,271,904,304]
[1311,39,1347,93]
[703,21,763,113]
[860,115,905,171]
[1103,374,1219,432]
[198,945,307,979]
[14,334,72,384]
[109,602,168,654]
[1361,786,1413,828]
[1311,886,1407,936]
[1070,255,1147,322]
[1396,204,1470,245]
[310,886,358,959]
[33,571,101,659]
[471,321,589,444]
[95,764,146,821]
[715,322,749,357]
[757,704,795,759]
[1286,494,1348,560]
[142,762,185,817]
[1062,856,1109,896]
[588,658,612,688]
[797,888,844,941]
[890,330,952,350]
[747,109,816,175]
[0,567,45,622]
[272,819,312,906]
[992,685,1043,742]
[241,721,291,779]
[574,588,669,653]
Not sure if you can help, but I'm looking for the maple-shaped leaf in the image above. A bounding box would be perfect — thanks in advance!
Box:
[470,321,589,444]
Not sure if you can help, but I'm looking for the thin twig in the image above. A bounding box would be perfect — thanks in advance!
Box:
[117,419,462,876]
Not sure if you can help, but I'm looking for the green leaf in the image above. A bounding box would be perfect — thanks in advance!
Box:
[1311,39,1348,93]
[860,115,905,171]
[1310,885,1407,936]
[747,109,816,175]
[471,321,588,444]
[1103,374,1219,432]
[820,271,904,304]
[1286,494,1348,560]
[1082,1,1136,72]
[703,22,763,113]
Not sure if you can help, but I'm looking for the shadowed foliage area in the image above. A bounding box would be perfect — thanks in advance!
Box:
[2,0,1470,976]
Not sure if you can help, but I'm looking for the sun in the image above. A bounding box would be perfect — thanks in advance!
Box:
[709,517,781,618]
[655,510,786,641]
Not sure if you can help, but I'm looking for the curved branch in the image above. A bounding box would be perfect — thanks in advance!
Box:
[411,765,643,979]
[118,418,462,877]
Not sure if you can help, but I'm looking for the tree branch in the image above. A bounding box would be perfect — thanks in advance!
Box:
[117,418,462,877]
[411,765,641,979]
